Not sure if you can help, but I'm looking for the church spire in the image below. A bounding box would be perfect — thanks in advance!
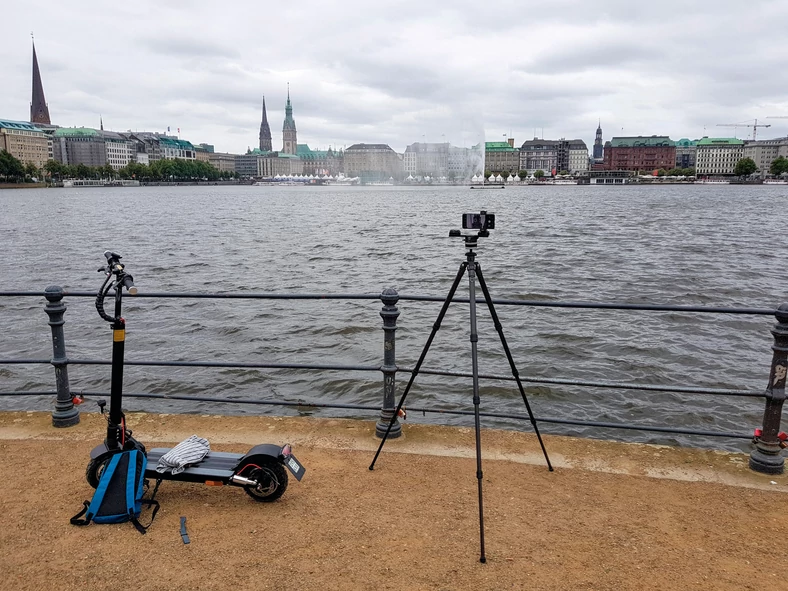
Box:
[259,95,272,151]
[30,37,51,125]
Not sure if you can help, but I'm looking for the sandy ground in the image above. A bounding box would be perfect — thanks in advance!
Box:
[1,410,787,591]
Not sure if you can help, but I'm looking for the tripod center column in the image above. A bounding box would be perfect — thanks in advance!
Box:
[377,288,402,438]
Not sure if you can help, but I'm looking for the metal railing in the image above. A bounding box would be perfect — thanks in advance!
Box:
[0,287,786,474]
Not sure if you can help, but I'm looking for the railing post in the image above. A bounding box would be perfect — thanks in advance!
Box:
[44,286,79,427]
[376,288,401,438]
[749,303,788,474]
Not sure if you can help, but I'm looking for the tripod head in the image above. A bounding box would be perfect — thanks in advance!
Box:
[449,211,495,253]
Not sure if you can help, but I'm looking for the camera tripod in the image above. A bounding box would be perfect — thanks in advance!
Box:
[369,226,553,564]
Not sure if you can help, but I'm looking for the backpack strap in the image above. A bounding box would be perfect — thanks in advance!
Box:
[70,500,92,526]
[130,478,162,535]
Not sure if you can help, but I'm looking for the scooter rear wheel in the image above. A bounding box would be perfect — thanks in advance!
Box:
[242,460,289,502]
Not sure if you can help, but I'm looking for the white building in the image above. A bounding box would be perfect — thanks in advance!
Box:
[695,137,745,176]
[743,137,788,177]
[100,131,134,170]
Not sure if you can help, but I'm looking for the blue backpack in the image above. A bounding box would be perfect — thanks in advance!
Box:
[71,449,160,534]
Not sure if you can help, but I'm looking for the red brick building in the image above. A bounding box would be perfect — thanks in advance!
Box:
[603,136,676,172]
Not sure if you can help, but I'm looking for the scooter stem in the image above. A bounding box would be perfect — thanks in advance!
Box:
[107,287,126,449]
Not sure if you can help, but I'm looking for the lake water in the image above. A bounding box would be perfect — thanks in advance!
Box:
[1,183,786,451]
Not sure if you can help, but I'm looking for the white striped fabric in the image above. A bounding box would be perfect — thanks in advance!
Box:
[155,435,211,475]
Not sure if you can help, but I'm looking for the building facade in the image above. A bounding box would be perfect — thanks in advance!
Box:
[403,142,450,178]
[159,137,196,160]
[53,127,107,167]
[484,140,519,174]
[297,144,343,176]
[207,151,237,173]
[343,143,403,182]
[520,139,558,174]
[695,137,745,176]
[101,131,133,169]
[674,138,697,169]
[559,139,588,174]
[0,119,50,169]
[603,136,676,172]
[743,137,788,178]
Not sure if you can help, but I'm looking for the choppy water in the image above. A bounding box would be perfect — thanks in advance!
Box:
[1,184,786,451]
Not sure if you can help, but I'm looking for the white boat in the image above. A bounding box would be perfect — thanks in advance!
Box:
[763,179,788,184]
[62,179,140,187]
[694,179,730,184]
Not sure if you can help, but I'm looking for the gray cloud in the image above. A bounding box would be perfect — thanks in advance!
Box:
[3,0,788,154]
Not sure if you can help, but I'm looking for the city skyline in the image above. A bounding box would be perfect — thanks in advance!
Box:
[2,1,788,155]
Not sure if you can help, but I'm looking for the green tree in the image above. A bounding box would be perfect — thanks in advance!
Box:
[517,170,528,179]
[0,150,25,182]
[24,162,40,180]
[770,156,788,176]
[734,157,757,177]
[534,170,545,179]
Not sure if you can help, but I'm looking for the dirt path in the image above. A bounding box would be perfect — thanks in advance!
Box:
[1,411,787,591]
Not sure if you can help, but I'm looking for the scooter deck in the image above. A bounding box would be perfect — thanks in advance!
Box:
[145,448,242,483]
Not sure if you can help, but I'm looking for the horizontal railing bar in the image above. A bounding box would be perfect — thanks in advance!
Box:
[0,359,762,398]
[0,291,777,315]
[3,390,748,440]
[405,367,764,398]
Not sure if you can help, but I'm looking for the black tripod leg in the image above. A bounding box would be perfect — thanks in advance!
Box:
[466,259,487,564]
[475,264,554,471]
[369,261,469,470]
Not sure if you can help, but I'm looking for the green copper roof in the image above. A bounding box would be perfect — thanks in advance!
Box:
[485,142,517,152]
[675,138,698,147]
[0,119,44,132]
[159,137,195,150]
[247,148,272,156]
[696,137,744,146]
[610,136,675,147]
[54,127,99,138]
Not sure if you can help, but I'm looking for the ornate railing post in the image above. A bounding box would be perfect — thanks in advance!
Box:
[376,288,401,438]
[44,286,79,427]
[749,303,788,474]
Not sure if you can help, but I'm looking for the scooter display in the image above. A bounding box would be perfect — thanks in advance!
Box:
[85,251,305,502]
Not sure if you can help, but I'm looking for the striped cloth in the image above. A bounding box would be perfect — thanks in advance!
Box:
[155,435,210,475]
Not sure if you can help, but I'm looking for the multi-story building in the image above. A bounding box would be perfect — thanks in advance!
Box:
[603,136,676,172]
[520,139,558,174]
[122,132,165,164]
[207,152,237,173]
[235,148,302,178]
[448,146,483,180]
[695,137,745,176]
[403,142,450,178]
[485,140,519,174]
[101,131,133,169]
[159,137,196,160]
[52,127,107,167]
[0,119,50,169]
[343,143,403,183]
[674,139,697,169]
[297,144,343,176]
[743,137,788,178]
[561,139,588,174]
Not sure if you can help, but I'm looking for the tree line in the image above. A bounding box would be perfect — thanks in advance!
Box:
[1,150,237,183]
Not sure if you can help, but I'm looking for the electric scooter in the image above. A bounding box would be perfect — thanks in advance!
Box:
[85,251,305,502]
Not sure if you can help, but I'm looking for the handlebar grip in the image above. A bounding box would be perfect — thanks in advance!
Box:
[122,275,137,295]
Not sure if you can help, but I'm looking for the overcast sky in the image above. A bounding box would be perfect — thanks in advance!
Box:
[3,0,788,155]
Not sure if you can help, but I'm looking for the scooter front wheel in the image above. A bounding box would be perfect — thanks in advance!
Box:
[242,460,289,502]
[85,457,110,489]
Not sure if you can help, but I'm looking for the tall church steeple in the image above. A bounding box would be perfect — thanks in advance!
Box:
[282,84,297,155]
[259,95,272,152]
[593,120,604,161]
[30,38,51,125]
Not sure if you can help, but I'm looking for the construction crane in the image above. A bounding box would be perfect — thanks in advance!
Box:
[715,119,770,141]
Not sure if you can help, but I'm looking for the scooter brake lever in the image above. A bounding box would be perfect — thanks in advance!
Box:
[97,400,106,414]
